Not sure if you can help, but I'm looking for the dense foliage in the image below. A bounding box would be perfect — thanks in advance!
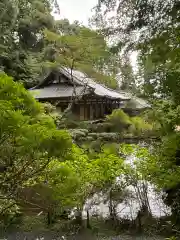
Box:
[0,0,57,86]
[0,0,119,89]
[1,0,180,238]
[0,73,73,222]
[94,0,180,100]
[103,109,153,136]
[92,0,180,234]
[44,24,119,89]
[0,74,131,229]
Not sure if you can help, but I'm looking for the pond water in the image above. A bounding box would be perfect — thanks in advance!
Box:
[0,152,170,240]
[83,154,171,220]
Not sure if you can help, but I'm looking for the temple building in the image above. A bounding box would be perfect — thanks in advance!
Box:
[30,67,133,120]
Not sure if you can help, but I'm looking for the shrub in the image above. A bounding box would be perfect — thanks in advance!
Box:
[106,109,132,132]
[0,73,72,218]
[129,116,153,136]
[20,216,46,231]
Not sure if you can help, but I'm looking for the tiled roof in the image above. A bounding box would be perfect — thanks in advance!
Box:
[131,97,150,109]
[30,85,90,99]
[59,67,130,100]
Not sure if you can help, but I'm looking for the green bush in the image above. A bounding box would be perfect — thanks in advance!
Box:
[89,122,112,133]
[19,216,46,231]
[0,73,72,220]
[104,109,154,137]
[78,121,91,129]
[129,116,153,136]
[106,109,132,132]
[107,109,131,125]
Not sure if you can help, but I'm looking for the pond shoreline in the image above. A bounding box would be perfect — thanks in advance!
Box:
[0,229,166,240]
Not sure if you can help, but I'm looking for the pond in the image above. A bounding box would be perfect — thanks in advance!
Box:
[83,154,171,221]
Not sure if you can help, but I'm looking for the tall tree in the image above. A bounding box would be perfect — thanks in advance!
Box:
[44,26,119,89]
[0,0,57,87]
[0,73,71,216]
[93,0,180,100]
[93,0,180,226]
[55,19,82,35]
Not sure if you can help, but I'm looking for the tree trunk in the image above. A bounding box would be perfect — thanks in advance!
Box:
[75,208,83,226]
[47,211,52,226]
[137,210,142,233]
[109,189,114,220]
[86,210,91,229]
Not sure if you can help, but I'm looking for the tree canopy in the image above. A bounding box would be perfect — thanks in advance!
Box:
[92,0,180,228]
[0,74,128,226]
[93,0,180,100]
[0,73,72,217]
[44,23,119,89]
[0,1,120,90]
[0,0,57,86]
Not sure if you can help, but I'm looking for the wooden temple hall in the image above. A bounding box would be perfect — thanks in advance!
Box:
[30,68,131,120]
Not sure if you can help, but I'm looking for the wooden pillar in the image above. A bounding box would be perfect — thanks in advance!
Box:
[96,103,98,119]
[105,99,107,115]
[56,106,62,114]
[84,104,88,120]
[84,103,86,120]
[111,101,114,111]
[93,103,97,119]
[113,101,115,111]
[103,102,106,116]
[116,102,119,109]
[100,103,104,118]
[96,103,100,119]
[80,105,84,120]
[112,101,115,112]
[90,104,93,120]
[95,103,98,119]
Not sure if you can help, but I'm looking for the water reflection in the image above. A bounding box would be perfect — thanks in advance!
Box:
[83,154,171,220]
